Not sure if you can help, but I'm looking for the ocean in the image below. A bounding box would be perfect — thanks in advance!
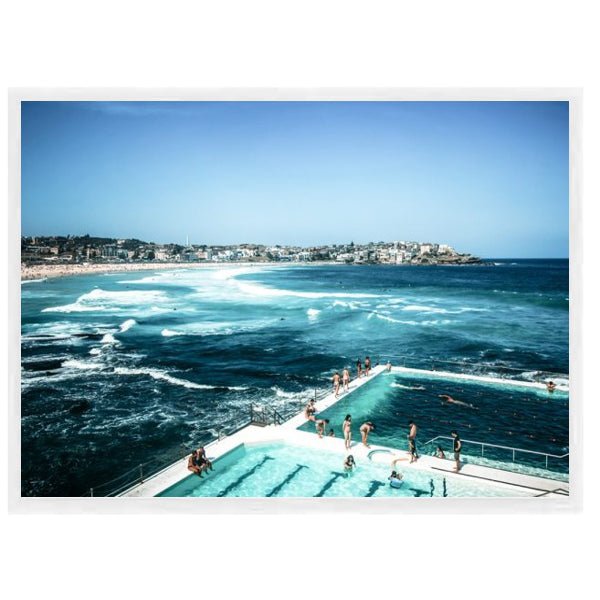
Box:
[20,259,569,496]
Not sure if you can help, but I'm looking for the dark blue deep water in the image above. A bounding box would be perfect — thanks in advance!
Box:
[21,260,569,495]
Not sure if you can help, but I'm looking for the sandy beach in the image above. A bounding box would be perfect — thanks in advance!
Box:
[20,260,334,281]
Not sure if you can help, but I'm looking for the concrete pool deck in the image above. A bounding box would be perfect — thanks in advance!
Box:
[122,365,569,498]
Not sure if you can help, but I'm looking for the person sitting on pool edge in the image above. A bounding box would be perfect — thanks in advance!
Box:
[304,399,317,421]
[187,450,204,477]
[388,470,403,488]
[197,446,214,472]
[344,455,355,473]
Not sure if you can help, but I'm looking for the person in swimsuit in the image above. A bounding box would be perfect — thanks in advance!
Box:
[197,446,213,472]
[187,450,204,477]
[343,414,352,451]
[315,418,330,438]
[388,470,403,488]
[304,399,317,421]
[385,361,392,372]
[435,445,446,459]
[343,455,355,473]
[451,430,462,472]
[360,421,375,447]
[342,368,350,392]
[332,372,341,397]
[439,394,476,409]
[356,358,362,379]
[364,356,371,376]
[408,420,418,463]
[546,380,557,393]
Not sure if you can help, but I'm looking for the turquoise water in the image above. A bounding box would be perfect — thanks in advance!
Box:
[158,442,533,498]
[298,371,569,478]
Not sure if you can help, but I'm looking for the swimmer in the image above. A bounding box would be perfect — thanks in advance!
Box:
[435,446,446,459]
[546,380,557,393]
[360,421,375,448]
[342,368,350,392]
[344,455,356,473]
[439,394,476,409]
[343,414,352,450]
[315,418,330,438]
[389,470,404,488]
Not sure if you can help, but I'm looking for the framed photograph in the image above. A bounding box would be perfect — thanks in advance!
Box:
[8,89,580,512]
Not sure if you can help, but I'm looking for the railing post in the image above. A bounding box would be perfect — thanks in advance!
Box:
[512,449,515,463]
[481,444,484,457]
[139,464,144,483]
[545,455,548,469]
[90,488,93,497]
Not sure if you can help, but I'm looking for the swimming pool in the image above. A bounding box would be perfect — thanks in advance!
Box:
[297,371,569,479]
[157,441,534,498]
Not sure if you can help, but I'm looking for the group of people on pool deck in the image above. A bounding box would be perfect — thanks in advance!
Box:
[331,356,374,398]
[305,396,464,474]
[187,447,214,477]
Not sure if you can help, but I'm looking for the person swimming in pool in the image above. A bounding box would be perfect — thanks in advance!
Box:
[388,470,403,488]
[439,394,476,409]
[344,455,355,473]
[360,421,375,447]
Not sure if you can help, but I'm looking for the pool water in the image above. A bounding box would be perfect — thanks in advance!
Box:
[158,442,533,498]
[297,371,569,478]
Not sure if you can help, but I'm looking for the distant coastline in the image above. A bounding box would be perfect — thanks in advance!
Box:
[20,258,494,282]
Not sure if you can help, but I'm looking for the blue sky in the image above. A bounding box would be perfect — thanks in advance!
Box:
[21,101,569,257]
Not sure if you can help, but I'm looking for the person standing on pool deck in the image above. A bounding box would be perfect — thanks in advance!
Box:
[408,420,419,463]
[364,356,371,377]
[343,414,352,450]
[342,368,350,393]
[451,430,462,472]
[332,372,341,397]
[356,358,362,379]
[360,421,375,447]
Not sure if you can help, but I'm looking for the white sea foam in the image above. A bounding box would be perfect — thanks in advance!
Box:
[119,319,137,333]
[235,279,380,300]
[113,366,247,391]
[89,348,102,356]
[63,359,104,370]
[307,308,321,321]
[101,333,117,344]
[161,329,184,337]
[402,305,447,313]
[42,288,168,314]
[22,278,47,284]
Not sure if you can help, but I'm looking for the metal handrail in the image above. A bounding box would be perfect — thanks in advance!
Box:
[421,435,569,471]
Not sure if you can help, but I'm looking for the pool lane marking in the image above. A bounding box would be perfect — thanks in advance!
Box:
[314,472,346,497]
[216,455,275,497]
[430,466,569,494]
[265,464,309,497]
[364,480,386,497]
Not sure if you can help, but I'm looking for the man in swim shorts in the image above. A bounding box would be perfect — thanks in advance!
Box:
[451,430,462,472]
[408,420,418,463]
